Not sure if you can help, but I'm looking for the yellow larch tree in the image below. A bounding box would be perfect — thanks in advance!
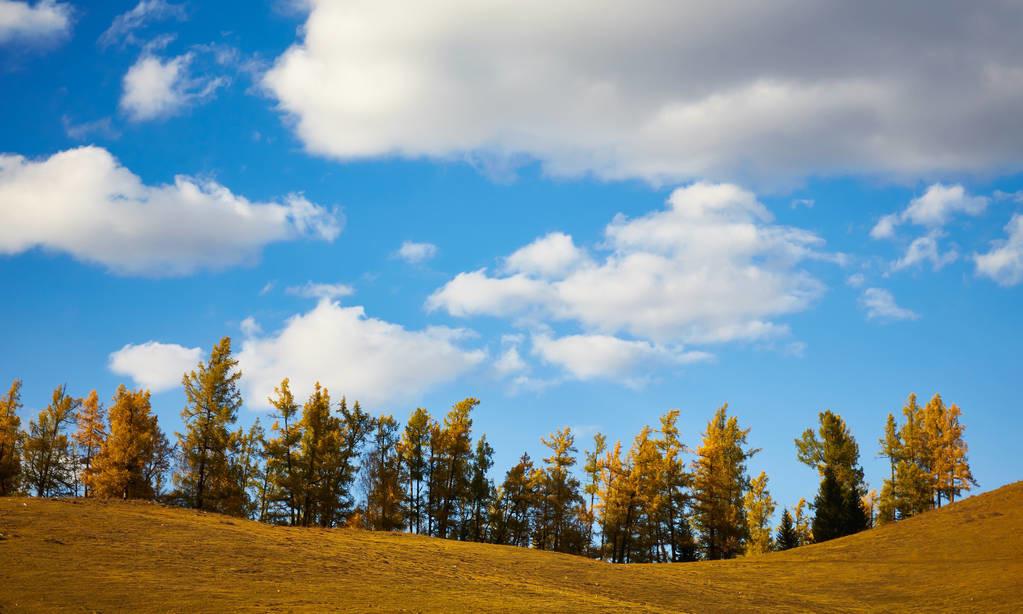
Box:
[74,390,106,497]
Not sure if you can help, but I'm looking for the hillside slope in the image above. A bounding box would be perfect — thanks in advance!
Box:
[2,483,1022,613]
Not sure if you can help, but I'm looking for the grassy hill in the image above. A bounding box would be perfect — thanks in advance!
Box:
[2,483,1022,613]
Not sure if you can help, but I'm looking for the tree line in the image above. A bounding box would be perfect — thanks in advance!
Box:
[0,336,977,561]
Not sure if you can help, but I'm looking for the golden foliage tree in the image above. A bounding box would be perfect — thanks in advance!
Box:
[74,390,106,497]
[743,471,776,555]
[86,386,162,500]
[0,379,24,496]
[23,385,80,497]
[692,404,757,560]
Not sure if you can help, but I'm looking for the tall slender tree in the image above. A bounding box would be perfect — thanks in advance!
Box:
[176,337,244,513]
[691,404,757,560]
[74,390,106,497]
[796,410,868,540]
[363,415,404,531]
[0,379,23,496]
[398,407,432,534]
[264,378,302,524]
[743,471,776,555]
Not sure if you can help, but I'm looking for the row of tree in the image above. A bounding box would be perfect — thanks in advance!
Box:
[0,336,977,562]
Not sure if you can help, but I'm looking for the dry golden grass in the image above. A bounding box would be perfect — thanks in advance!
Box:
[2,482,1022,613]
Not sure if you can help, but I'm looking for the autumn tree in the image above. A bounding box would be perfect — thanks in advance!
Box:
[229,419,266,518]
[86,386,162,500]
[176,337,244,513]
[793,497,813,545]
[490,452,536,547]
[398,407,433,534]
[296,382,339,526]
[743,471,776,555]
[432,398,477,538]
[23,385,80,497]
[796,410,868,540]
[465,434,494,541]
[582,432,606,552]
[0,379,23,496]
[264,378,302,524]
[775,508,799,550]
[692,404,757,560]
[74,390,106,497]
[533,427,586,553]
[363,414,404,531]
[656,410,697,562]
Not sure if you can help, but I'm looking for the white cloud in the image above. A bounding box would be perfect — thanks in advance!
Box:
[236,299,485,409]
[891,234,958,272]
[0,0,70,44]
[121,53,226,122]
[395,240,438,264]
[99,0,186,49]
[503,232,589,278]
[846,273,866,288]
[286,281,355,300]
[240,316,262,337]
[108,341,201,392]
[532,333,710,384]
[790,199,815,209]
[0,146,342,275]
[493,346,527,377]
[975,214,1023,286]
[871,184,988,239]
[429,183,831,344]
[860,288,918,322]
[62,115,120,141]
[264,1,1023,185]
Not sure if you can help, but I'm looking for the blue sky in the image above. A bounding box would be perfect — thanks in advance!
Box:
[2,1,1022,511]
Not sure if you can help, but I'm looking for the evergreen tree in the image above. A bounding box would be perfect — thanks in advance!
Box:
[797,410,869,540]
[23,385,80,497]
[0,379,23,496]
[582,432,606,554]
[264,378,302,524]
[534,427,586,554]
[398,407,432,534]
[692,404,756,560]
[490,452,535,547]
[743,471,776,555]
[363,415,404,531]
[466,434,494,541]
[775,508,799,550]
[433,398,477,538]
[793,497,813,545]
[86,386,161,500]
[73,390,106,497]
[297,382,339,526]
[656,410,696,562]
[176,337,244,513]
[229,419,265,518]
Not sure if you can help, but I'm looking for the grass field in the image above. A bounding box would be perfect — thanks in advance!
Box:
[2,482,1022,613]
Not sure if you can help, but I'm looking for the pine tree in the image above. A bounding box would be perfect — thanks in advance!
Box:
[144,427,173,498]
[398,407,432,534]
[743,471,776,555]
[433,398,477,538]
[582,432,607,554]
[535,427,586,553]
[229,419,265,518]
[877,412,902,523]
[23,385,80,497]
[656,410,696,562]
[932,401,976,505]
[692,404,757,560]
[775,508,799,550]
[0,379,24,496]
[793,497,813,545]
[297,382,338,526]
[491,452,536,547]
[176,337,244,513]
[86,386,162,500]
[363,414,404,531]
[264,378,302,524]
[466,434,494,541]
[74,390,106,497]
[797,410,869,540]
[811,467,845,542]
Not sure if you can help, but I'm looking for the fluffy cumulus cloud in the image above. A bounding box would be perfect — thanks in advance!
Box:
[264,1,1023,185]
[0,146,342,275]
[532,333,710,384]
[891,235,958,272]
[0,0,70,44]
[975,214,1023,286]
[395,240,438,264]
[236,300,486,409]
[108,341,201,392]
[871,184,988,239]
[121,52,226,121]
[860,288,918,322]
[429,183,833,344]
